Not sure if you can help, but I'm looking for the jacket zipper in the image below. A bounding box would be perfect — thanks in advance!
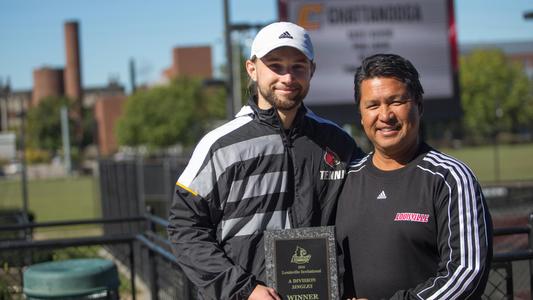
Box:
[275,112,298,228]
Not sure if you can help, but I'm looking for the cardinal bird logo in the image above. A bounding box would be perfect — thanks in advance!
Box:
[324,147,340,168]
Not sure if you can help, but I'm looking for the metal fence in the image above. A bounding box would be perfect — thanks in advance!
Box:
[0,217,141,299]
[2,158,531,299]
[97,157,533,232]
[140,213,533,300]
[1,212,532,299]
[98,157,188,221]
[488,222,533,299]
[0,214,197,300]
[96,157,533,299]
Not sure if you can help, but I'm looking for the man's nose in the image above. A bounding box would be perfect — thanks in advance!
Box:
[279,71,295,83]
[378,105,394,121]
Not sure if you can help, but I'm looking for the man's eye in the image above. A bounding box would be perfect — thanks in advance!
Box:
[392,99,407,105]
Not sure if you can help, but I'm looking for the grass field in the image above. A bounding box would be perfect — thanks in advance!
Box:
[0,176,100,222]
[440,143,533,183]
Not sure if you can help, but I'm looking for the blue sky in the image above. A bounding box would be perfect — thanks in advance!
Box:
[0,0,532,91]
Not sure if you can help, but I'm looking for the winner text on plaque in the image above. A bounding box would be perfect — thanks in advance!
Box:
[264,226,338,300]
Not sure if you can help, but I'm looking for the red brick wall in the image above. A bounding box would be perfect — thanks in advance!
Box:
[167,46,213,79]
[94,95,126,156]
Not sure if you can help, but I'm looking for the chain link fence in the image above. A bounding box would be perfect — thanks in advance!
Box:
[485,183,533,299]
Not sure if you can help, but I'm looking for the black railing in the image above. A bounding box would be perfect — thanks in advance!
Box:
[488,216,533,299]
[1,213,532,300]
[0,214,146,296]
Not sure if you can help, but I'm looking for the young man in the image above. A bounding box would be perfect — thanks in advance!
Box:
[336,54,492,300]
[168,22,363,300]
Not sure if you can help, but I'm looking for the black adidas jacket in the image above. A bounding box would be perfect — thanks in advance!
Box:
[168,97,363,299]
[336,143,492,300]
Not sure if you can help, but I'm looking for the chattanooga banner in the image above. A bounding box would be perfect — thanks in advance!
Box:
[285,0,454,105]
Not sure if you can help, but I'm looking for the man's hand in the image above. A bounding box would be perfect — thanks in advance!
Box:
[248,284,281,300]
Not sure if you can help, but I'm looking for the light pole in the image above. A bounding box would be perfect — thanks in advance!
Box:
[229,23,265,114]
[18,95,29,220]
[493,102,503,182]
[129,58,137,94]
[0,78,9,132]
[223,0,235,120]
[222,0,269,119]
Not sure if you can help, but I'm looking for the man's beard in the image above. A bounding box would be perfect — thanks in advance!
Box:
[258,84,308,111]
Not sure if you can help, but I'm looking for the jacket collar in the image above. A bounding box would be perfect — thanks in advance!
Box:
[239,96,308,130]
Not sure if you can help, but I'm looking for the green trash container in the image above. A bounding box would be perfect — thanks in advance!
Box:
[23,258,120,299]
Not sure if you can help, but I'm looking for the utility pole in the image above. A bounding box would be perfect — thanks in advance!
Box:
[493,102,503,182]
[18,97,29,219]
[232,41,243,114]
[61,106,72,175]
[0,78,9,132]
[223,0,235,120]
[221,1,269,118]
[129,58,137,94]
[228,24,264,110]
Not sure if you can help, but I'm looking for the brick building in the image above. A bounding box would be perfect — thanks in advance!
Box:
[1,21,215,157]
[94,95,127,156]
[162,46,213,81]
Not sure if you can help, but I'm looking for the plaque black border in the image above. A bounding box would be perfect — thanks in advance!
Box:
[264,226,339,300]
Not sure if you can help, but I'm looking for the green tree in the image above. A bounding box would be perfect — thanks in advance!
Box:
[26,96,74,152]
[116,77,225,149]
[25,96,94,160]
[460,49,533,141]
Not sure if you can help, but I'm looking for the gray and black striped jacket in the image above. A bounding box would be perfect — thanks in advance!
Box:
[168,97,363,299]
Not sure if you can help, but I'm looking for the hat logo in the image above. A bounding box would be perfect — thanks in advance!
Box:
[278,31,293,39]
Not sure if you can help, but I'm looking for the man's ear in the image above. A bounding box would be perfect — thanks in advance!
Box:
[245,60,257,81]
[310,61,316,78]
[418,101,424,117]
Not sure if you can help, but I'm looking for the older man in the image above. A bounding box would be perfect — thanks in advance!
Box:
[336,53,492,300]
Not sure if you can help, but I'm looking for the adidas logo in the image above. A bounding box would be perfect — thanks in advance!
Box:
[278,31,293,39]
[377,190,387,200]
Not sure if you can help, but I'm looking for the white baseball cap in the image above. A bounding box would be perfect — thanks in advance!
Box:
[250,22,314,61]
